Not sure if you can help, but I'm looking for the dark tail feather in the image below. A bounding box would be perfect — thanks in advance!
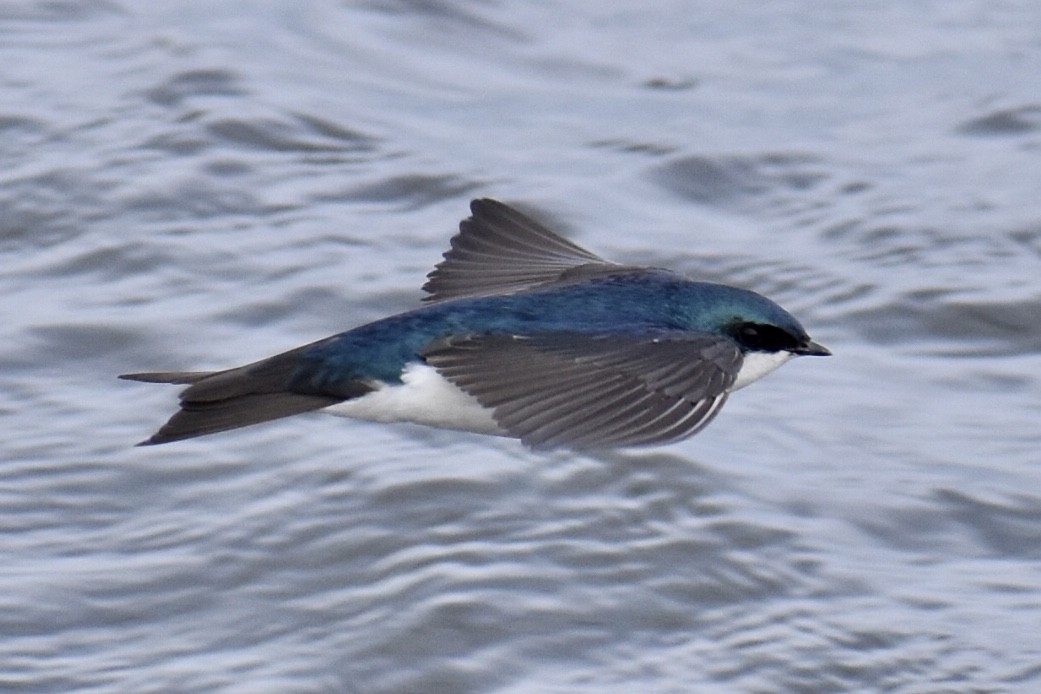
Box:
[120,348,372,445]
[136,391,343,445]
[119,371,215,385]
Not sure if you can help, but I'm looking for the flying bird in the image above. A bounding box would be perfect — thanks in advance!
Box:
[122,199,829,449]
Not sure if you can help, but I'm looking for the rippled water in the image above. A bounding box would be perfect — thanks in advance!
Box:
[3,1,1041,692]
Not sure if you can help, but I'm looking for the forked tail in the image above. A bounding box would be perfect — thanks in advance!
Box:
[120,348,371,445]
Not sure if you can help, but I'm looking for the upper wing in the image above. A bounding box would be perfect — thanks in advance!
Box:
[421,198,625,303]
[422,332,743,449]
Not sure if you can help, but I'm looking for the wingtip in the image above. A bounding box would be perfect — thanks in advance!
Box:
[469,197,499,213]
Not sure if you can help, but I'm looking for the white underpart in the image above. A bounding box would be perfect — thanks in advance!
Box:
[730,350,795,391]
[324,362,502,435]
[325,350,796,436]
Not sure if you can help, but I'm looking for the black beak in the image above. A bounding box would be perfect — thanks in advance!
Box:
[794,339,831,357]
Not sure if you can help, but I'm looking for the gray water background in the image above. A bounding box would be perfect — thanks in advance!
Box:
[3,1,1041,692]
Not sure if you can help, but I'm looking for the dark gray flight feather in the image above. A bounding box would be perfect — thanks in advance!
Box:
[422,198,628,303]
[119,345,371,445]
[422,332,743,449]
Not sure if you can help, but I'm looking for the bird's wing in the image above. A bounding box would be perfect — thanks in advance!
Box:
[421,198,629,303]
[422,332,742,449]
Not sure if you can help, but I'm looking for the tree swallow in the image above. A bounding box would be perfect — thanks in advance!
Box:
[122,199,829,449]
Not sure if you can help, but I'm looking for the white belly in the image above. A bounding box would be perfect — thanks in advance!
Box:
[324,362,502,435]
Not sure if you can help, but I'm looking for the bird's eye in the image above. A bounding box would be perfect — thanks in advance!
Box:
[738,324,762,347]
[732,321,800,352]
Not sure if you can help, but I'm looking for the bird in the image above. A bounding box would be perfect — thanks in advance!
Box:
[121,198,829,449]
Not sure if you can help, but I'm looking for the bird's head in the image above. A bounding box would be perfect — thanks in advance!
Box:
[677,282,830,357]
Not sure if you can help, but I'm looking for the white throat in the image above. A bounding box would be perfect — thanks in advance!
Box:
[730,350,795,391]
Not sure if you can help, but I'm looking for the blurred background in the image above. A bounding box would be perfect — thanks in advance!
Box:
[2,1,1040,692]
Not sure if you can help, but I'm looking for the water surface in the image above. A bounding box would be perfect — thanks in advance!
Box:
[3,1,1041,692]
